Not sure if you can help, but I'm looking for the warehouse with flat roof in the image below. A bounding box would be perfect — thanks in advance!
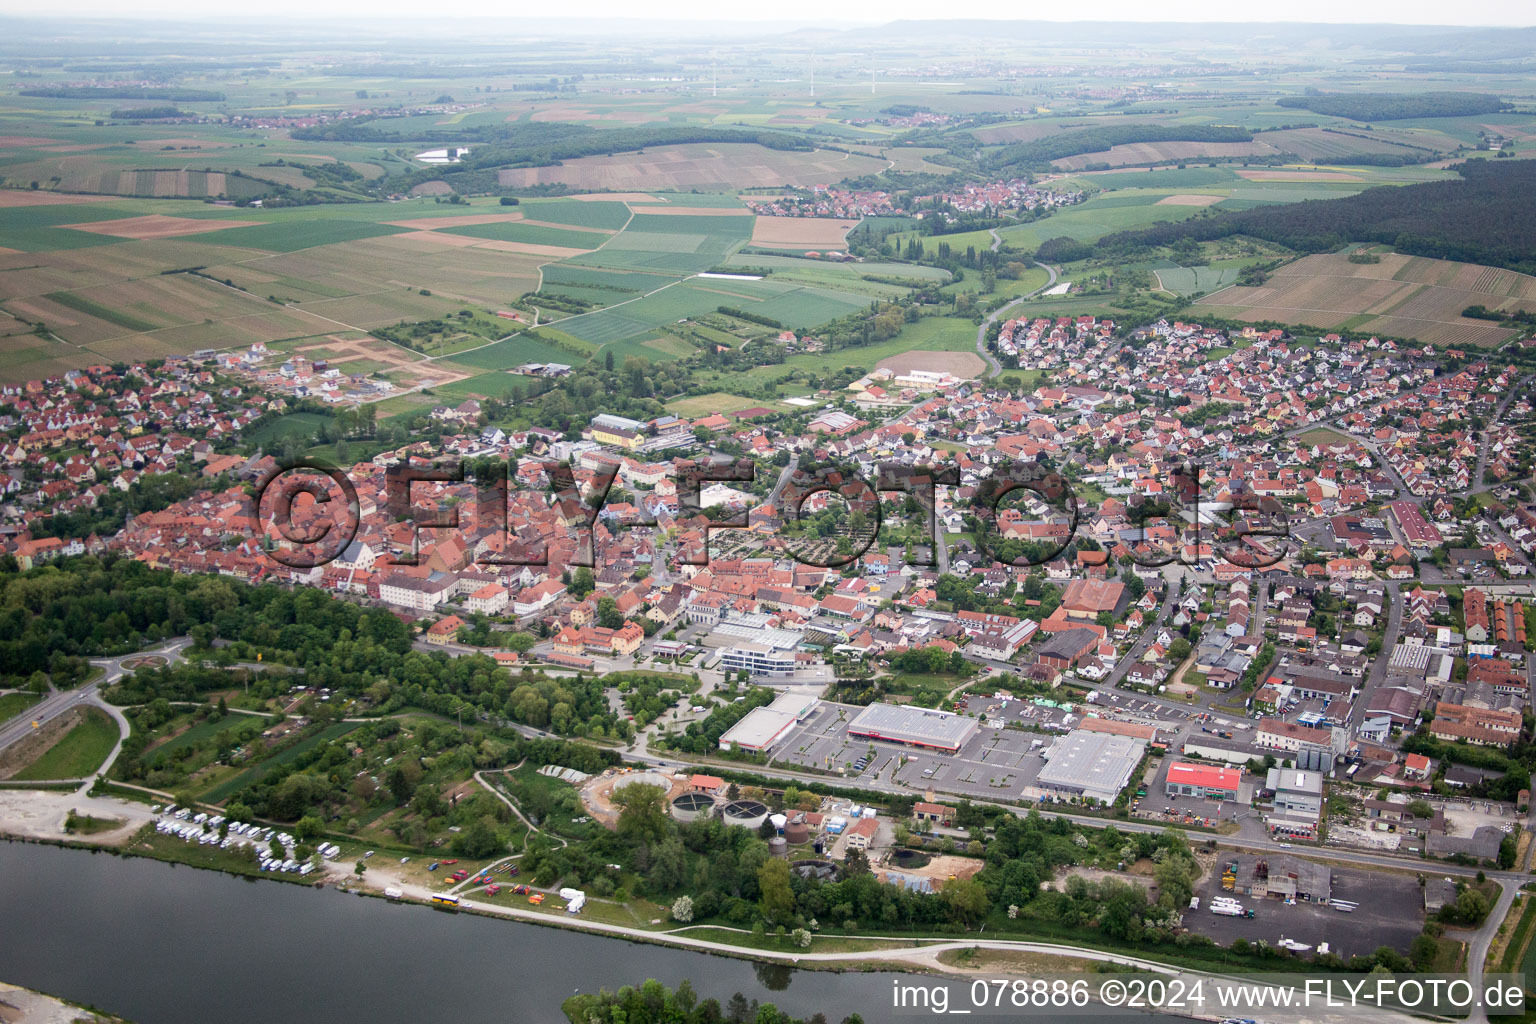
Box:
[717,691,821,753]
[847,703,978,753]
[1031,729,1147,804]
[1164,761,1241,801]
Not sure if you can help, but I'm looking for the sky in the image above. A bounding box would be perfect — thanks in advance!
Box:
[30,0,1536,25]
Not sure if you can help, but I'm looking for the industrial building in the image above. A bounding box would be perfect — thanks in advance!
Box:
[1226,855,1331,903]
[1265,767,1324,838]
[717,692,820,753]
[846,703,979,754]
[1165,761,1241,801]
[1031,729,1147,804]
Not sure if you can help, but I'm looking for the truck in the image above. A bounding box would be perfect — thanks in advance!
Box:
[1211,904,1255,918]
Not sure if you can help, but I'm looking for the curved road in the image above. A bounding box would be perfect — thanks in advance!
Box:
[974,247,1058,380]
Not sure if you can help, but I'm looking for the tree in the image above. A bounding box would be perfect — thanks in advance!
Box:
[596,595,624,629]
[758,858,797,925]
[671,895,694,922]
[792,927,812,948]
[941,877,990,927]
[614,783,671,846]
[452,816,505,858]
[294,814,324,843]
[570,567,596,599]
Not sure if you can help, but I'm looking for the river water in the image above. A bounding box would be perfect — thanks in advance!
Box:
[0,841,905,1023]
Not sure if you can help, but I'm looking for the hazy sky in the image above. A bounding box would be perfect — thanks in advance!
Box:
[40,0,1536,25]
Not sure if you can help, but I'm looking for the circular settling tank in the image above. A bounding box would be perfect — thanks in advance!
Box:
[670,792,718,822]
[611,771,670,795]
[721,799,770,830]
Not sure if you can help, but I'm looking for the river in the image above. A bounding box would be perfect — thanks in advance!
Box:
[0,841,907,1023]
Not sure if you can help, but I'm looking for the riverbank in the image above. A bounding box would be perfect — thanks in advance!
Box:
[0,793,1173,984]
[0,980,129,1024]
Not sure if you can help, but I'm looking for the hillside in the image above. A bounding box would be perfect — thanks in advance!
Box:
[1194,252,1536,348]
[1092,158,1536,275]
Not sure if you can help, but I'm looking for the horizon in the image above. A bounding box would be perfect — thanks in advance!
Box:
[5,8,1534,28]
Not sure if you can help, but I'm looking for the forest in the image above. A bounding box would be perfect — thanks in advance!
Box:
[1275,91,1510,120]
[1091,158,1536,274]
[564,980,863,1024]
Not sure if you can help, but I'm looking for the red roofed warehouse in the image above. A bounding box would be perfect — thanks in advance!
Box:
[1164,761,1241,801]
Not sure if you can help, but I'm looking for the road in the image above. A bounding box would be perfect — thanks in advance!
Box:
[1348,581,1401,728]
[1475,374,1531,488]
[0,638,192,775]
[974,255,1058,380]
[1467,880,1516,1024]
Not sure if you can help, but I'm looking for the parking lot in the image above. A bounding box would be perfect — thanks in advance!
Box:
[1188,866,1424,959]
[769,700,1055,800]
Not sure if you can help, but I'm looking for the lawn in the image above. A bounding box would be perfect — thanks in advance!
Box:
[1296,427,1352,447]
[0,693,40,726]
[13,706,119,781]
[245,411,332,448]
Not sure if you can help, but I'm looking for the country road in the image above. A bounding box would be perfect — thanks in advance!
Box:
[974,254,1058,379]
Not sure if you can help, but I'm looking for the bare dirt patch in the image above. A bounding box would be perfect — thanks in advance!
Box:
[0,789,153,846]
[876,853,984,891]
[385,213,525,230]
[580,768,686,829]
[875,350,986,378]
[0,135,66,147]
[750,217,859,248]
[0,189,118,208]
[388,229,498,249]
[63,214,261,240]
[0,707,83,780]
[575,192,658,203]
[469,239,592,258]
[410,180,454,196]
[1155,193,1224,206]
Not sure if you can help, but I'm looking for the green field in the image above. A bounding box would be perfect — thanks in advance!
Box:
[437,331,592,371]
[696,312,980,390]
[665,392,778,417]
[13,706,119,781]
[518,199,634,230]
[551,274,869,349]
[439,221,612,249]
[245,411,332,447]
[0,693,40,727]
[214,219,410,253]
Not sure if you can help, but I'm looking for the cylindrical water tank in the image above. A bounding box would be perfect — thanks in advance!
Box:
[768,837,788,859]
